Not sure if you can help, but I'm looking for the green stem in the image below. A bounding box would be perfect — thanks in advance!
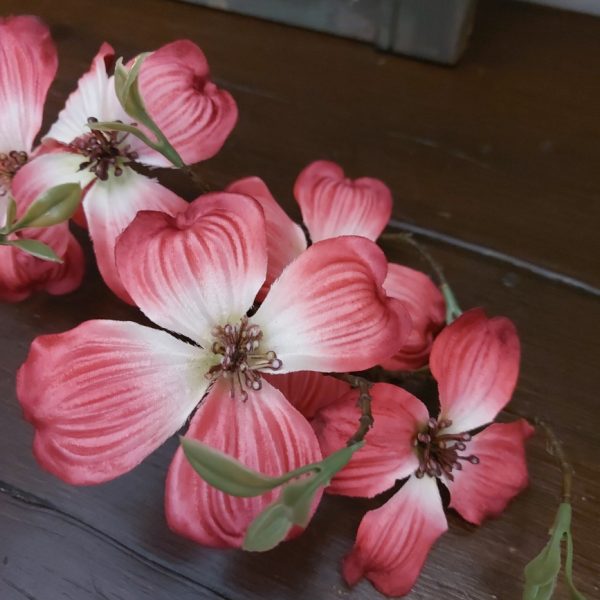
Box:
[330,373,374,445]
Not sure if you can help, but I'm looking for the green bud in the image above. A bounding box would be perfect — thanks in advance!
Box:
[14,183,82,229]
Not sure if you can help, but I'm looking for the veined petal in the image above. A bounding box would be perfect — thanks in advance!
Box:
[165,378,322,548]
[344,475,447,597]
[313,383,428,497]
[255,236,411,373]
[447,420,534,525]
[45,43,115,144]
[294,160,392,242]
[431,308,521,433]
[227,176,306,300]
[263,371,350,420]
[0,16,57,153]
[116,192,267,344]
[17,320,211,484]
[136,40,238,167]
[380,264,446,371]
[0,225,83,302]
[83,167,187,303]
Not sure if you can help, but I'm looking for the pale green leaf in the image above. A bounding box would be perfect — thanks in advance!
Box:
[6,239,62,262]
[14,183,82,229]
[242,503,293,552]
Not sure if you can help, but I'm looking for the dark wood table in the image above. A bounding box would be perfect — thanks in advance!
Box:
[1,0,599,598]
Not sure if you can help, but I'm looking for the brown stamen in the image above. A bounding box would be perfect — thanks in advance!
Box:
[0,150,28,196]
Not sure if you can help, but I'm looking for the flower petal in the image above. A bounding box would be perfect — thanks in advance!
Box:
[83,167,187,303]
[165,377,322,548]
[430,308,521,433]
[136,40,238,167]
[254,236,411,373]
[294,160,392,242]
[263,371,350,420]
[344,475,448,597]
[447,420,534,525]
[380,264,446,371]
[313,383,428,497]
[45,43,115,143]
[17,320,211,484]
[0,16,57,153]
[116,192,266,344]
[226,176,306,300]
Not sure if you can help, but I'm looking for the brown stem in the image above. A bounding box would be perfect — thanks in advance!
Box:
[184,165,212,193]
[330,373,374,446]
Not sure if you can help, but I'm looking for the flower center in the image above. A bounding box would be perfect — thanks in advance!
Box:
[414,417,479,481]
[0,150,28,196]
[68,117,138,181]
[207,316,282,399]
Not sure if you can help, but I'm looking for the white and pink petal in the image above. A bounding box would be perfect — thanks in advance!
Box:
[17,320,212,484]
[344,475,448,597]
[294,160,392,242]
[165,377,322,548]
[255,236,411,373]
[431,308,521,434]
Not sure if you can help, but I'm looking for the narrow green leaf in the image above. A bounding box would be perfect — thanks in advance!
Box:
[565,532,587,599]
[6,239,62,262]
[180,437,320,497]
[14,183,82,229]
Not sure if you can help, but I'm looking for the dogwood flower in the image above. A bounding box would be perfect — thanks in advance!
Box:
[13,39,237,302]
[17,192,409,547]
[0,16,83,301]
[228,161,445,369]
[312,308,534,597]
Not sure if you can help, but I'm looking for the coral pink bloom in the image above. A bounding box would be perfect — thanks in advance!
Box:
[0,16,84,301]
[14,40,237,303]
[17,193,409,548]
[313,309,534,597]
[228,168,444,365]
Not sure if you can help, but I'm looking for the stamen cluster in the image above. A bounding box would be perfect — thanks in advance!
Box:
[0,150,28,195]
[68,117,138,181]
[208,316,282,398]
[414,417,479,481]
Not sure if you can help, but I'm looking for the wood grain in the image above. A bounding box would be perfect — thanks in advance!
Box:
[0,0,599,598]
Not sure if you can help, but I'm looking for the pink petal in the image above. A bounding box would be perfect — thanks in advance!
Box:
[380,264,446,371]
[447,419,534,525]
[263,371,350,419]
[17,320,211,484]
[45,43,115,143]
[115,192,266,344]
[136,40,238,167]
[294,160,392,242]
[0,224,83,302]
[165,377,322,548]
[83,167,187,303]
[313,383,428,497]
[226,176,306,301]
[430,308,521,433]
[0,16,57,153]
[344,475,447,597]
[254,236,411,373]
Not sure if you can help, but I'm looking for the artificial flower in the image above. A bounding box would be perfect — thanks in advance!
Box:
[13,39,237,302]
[228,162,445,367]
[0,15,84,301]
[312,308,534,596]
[17,192,409,548]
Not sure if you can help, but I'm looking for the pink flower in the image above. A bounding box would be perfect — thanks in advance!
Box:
[17,193,409,548]
[0,16,83,301]
[228,162,445,368]
[13,40,237,302]
[312,309,534,596]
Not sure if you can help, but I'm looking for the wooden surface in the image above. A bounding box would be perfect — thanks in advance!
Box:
[1,0,599,598]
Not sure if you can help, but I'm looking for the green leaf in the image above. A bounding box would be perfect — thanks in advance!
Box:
[5,238,62,262]
[180,437,320,497]
[13,183,82,229]
[243,443,363,552]
[1,197,17,234]
[565,532,587,599]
